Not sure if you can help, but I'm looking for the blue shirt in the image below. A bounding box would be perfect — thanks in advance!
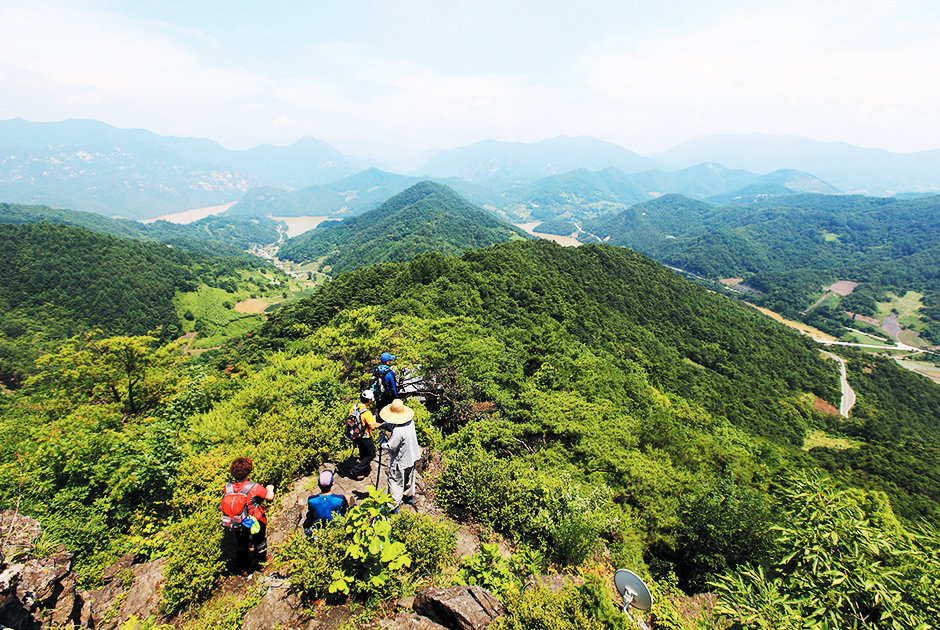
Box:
[303,493,348,533]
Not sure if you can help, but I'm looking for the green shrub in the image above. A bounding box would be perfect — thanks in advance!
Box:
[390,511,457,577]
[328,486,411,600]
[160,509,224,615]
[274,527,346,598]
[456,543,521,601]
[436,442,548,540]
[532,476,618,568]
[492,577,632,630]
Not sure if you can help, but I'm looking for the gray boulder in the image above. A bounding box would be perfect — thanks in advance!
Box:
[412,585,505,630]
[241,580,303,630]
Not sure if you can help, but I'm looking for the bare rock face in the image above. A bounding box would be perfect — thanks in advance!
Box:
[88,557,168,630]
[383,612,451,630]
[241,580,303,630]
[0,511,43,555]
[0,512,87,630]
[412,586,505,630]
[119,559,167,625]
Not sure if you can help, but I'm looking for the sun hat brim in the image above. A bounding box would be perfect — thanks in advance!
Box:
[379,399,415,424]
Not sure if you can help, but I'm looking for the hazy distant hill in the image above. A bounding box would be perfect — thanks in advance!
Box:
[500,163,837,222]
[420,135,666,185]
[225,169,421,218]
[655,133,940,195]
[226,168,509,222]
[0,118,365,220]
[277,181,530,274]
[0,202,282,255]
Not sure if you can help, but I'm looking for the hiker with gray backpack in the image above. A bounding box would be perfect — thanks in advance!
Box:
[372,351,399,416]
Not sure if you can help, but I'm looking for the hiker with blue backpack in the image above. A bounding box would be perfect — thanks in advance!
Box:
[346,389,381,480]
[372,352,399,415]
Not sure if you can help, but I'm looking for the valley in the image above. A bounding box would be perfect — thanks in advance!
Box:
[2,130,940,629]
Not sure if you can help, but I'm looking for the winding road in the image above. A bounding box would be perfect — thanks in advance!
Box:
[820,350,856,417]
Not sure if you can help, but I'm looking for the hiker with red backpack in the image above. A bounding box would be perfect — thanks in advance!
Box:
[221,457,275,575]
[347,389,381,480]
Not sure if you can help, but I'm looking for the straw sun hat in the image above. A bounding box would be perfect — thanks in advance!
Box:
[379,399,415,424]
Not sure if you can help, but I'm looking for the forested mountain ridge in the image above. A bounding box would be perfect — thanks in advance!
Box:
[0,202,284,255]
[276,181,531,274]
[0,221,284,387]
[3,235,940,627]
[578,193,940,343]
[263,240,840,445]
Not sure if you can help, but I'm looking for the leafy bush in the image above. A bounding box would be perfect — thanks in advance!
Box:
[712,472,940,629]
[532,475,618,568]
[456,543,522,601]
[160,509,224,615]
[274,527,346,598]
[492,577,632,630]
[667,476,775,593]
[328,486,411,600]
[436,440,549,541]
[390,511,457,577]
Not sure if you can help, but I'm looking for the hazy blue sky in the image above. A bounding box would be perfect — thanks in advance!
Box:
[2,0,938,159]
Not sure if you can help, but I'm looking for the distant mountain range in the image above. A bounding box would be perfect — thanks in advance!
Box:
[0,118,366,220]
[3,119,940,221]
[420,135,665,185]
[655,133,940,195]
[276,181,530,274]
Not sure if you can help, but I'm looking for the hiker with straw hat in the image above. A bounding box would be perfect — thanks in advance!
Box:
[378,398,420,511]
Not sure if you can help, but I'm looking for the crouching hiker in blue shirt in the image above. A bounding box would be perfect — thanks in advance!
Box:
[303,471,349,534]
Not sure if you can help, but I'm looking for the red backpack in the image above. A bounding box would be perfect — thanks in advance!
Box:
[220,482,258,529]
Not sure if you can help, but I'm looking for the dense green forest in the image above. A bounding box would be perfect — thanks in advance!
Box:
[3,236,940,627]
[277,181,530,274]
[576,193,940,343]
[0,221,280,387]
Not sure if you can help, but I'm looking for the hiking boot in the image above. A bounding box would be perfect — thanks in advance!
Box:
[402,495,414,504]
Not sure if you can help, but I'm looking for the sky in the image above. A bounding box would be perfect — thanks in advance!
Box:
[1,0,939,160]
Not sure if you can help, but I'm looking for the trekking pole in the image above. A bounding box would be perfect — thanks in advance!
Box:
[374,438,383,488]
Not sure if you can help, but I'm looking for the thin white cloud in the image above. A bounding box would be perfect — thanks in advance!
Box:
[1,0,939,156]
[577,0,940,152]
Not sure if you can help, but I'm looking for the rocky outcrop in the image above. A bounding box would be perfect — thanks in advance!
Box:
[87,555,168,630]
[241,579,304,630]
[412,586,505,630]
[0,512,87,630]
[382,612,451,630]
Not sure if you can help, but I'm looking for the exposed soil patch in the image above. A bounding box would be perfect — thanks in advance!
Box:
[845,312,880,327]
[825,280,858,296]
[812,397,839,416]
[719,278,743,287]
[234,298,270,314]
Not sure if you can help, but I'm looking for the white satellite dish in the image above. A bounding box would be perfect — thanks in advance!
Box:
[613,568,652,630]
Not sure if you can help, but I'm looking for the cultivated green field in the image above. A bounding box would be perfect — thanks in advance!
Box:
[173,268,319,349]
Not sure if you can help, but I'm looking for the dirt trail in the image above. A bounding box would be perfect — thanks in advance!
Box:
[268,447,437,548]
[267,447,493,558]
